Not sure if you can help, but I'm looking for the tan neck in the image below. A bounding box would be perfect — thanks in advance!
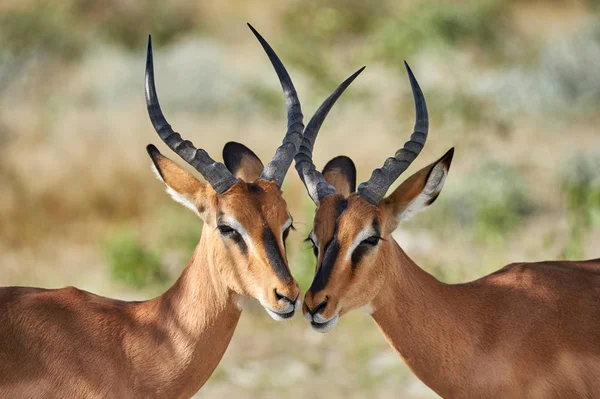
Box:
[131,228,242,397]
[370,241,474,395]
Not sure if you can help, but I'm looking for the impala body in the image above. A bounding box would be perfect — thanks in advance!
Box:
[295,63,600,397]
[0,25,355,398]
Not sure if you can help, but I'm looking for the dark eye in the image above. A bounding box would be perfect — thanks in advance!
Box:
[352,236,381,266]
[360,236,382,247]
[304,235,318,258]
[218,224,239,238]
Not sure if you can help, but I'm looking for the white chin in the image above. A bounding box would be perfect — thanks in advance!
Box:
[265,306,296,321]
[310,314,339,333]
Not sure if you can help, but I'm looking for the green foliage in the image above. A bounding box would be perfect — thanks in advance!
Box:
[418,161,537,245]
[561,152,600,258]
[0,5,84,61]
[371,0,508,67]
[280,0,510,87]
[0,4,85,94]
[280,0,379,87]
[154,205,203,254]
[90,1,202,50]
[103,227,167,289]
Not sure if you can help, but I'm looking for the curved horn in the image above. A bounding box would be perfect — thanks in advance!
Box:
[295,67,365,204]
[356,62,428,204]
[145,35,238,194]
[248,24,304,188]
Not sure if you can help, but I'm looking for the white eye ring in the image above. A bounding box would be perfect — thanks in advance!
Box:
[345,226,377,260]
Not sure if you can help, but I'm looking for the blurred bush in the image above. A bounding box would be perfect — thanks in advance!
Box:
[417,161,537,245]
[561,152,600,259]
[103,227,167,289]
[369,0,509,67]
[0,4,84,95]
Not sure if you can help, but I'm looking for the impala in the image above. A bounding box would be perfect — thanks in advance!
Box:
[297,63,600,397]
[0,25,354,398]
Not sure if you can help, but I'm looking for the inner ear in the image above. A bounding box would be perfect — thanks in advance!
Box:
[382,147,454,227]
[147,144,212,217]
[322,156,356,197]
[223,142,264,183]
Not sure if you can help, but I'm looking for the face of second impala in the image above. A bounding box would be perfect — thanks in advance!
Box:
[299,142,454,333]
[303,194,391,332]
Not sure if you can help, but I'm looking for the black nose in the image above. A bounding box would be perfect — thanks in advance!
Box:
[275,291,298,304]
[308,297,328,316]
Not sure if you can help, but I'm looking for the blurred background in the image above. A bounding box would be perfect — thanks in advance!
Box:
[1,0,599,397]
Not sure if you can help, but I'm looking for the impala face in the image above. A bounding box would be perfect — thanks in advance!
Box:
[149,146,301,320]
[304,193,388,332]
[144,26,310,321]
[295,62,454,332]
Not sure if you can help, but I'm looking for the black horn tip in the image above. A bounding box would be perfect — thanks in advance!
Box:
[404,61,421,89]
[146,144,161,159]
[145,36,154,77]
[247,23,263,41]
[146,35,153,59]
[347,66,366,83]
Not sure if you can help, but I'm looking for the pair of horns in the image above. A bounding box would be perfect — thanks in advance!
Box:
[145,24,361,194]
[297,61,429,205]
[146,25,427,203]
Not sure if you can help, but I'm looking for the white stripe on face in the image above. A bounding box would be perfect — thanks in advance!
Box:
[344,225,376,261]
[220,215,255,253]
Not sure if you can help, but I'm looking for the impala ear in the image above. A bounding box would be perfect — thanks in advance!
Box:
[382,148,454,225]
[147,144,214,218]
[322,156,356,198]
[223,142,264,183]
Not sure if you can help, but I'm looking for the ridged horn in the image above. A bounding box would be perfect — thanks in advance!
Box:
[145,35,238,194]
[295,67,365,204]
[248,23,304,188]
[356,61,428,204]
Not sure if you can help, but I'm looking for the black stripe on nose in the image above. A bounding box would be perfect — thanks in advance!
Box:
[309,236,340,293]
[262,226,293,283]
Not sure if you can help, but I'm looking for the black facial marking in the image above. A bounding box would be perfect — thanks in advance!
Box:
[235,235,248,255]
[351,244,370,269]
[373,218,381,237]
[262,226,293,283]
[247,183,263,194]
[335,198,348,217]
[310,236,340,293]
[309,196,348,293]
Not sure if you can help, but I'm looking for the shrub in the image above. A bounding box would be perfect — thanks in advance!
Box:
[103,228,167,289]
[416,161,537,245]
[561,152,600,258]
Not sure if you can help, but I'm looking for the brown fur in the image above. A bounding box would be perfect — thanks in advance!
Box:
[234,154,264,182]
[304,151,600,398]
[0,152,300,398]
[322,169,353,198]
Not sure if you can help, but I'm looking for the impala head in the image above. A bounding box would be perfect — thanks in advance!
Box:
[297,63,454,332]
[144,25,307,320]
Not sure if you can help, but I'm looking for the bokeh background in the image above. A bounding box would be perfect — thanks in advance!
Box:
[1,1,600,397]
